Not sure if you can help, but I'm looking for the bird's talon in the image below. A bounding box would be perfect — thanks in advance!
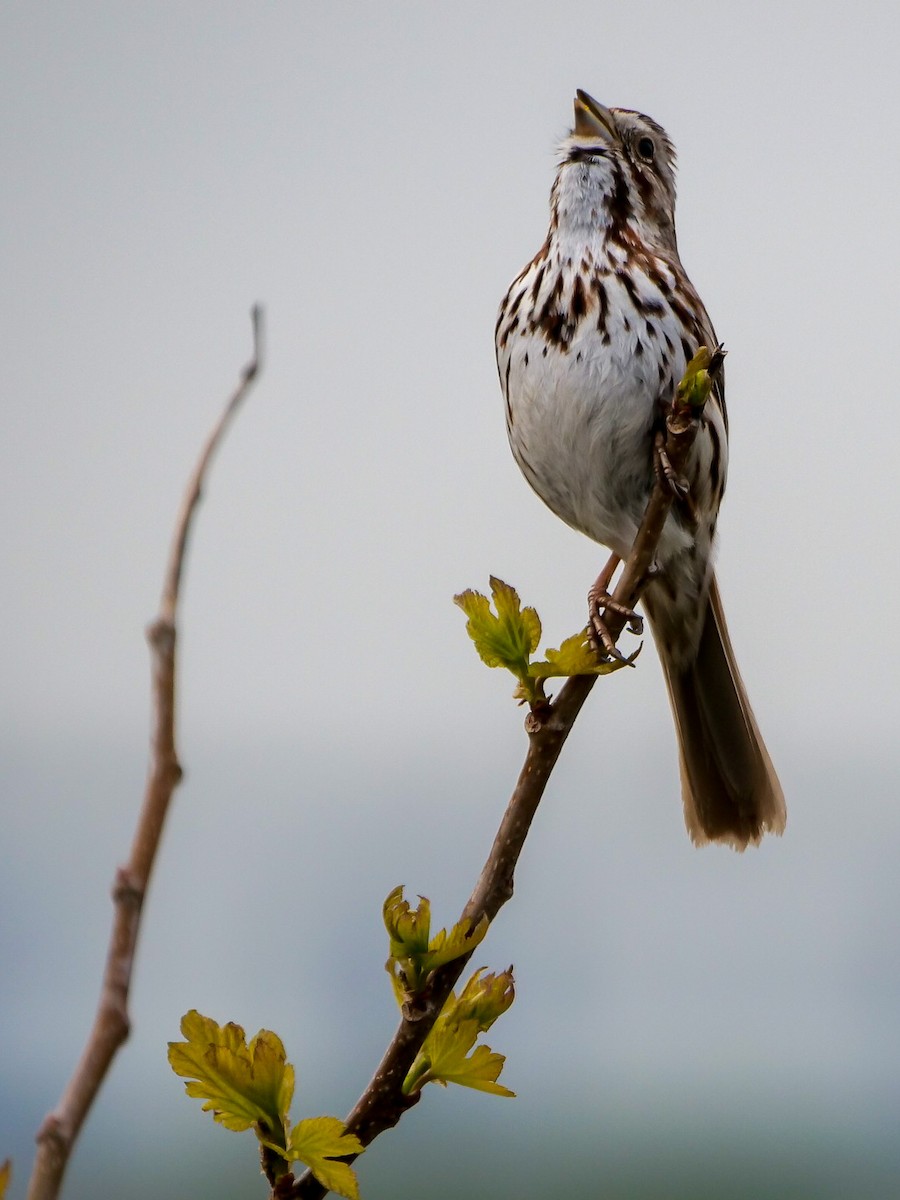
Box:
[654,431,691,498]
[588,600,635,662]
[588,590,642,630]
[587,552,643,661]
[589,623,625,663]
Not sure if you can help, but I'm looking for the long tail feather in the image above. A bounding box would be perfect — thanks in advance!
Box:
[652,575,786,849]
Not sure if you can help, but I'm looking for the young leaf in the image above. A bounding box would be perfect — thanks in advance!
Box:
[489,576,541,655]
[410,1016,515,1098]
[675,344,719,412]
[383,886,431,960]
[403,967,516,1097]
[454,577,540,677]
[167,1010,293,1144]
[421,913,489,974]
[385,886,489,997]
[438,1040,516,1097]
[285,1117,364,1200]
[454,967,515,1031]
[456,579,638,704]
[530,630,639,678]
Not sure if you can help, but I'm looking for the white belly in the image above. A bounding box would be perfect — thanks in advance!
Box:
[502,319,694,564]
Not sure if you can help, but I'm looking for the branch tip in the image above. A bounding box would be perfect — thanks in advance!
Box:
[25,317,263,1200]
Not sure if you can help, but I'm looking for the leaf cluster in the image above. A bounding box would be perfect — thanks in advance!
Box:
[383,885,488,997]
[454,577,634,706]
[384,887,515,1100]
[168,1011,363,1199]
[401,967,516,1098]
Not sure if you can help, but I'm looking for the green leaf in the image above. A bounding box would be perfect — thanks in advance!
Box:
[167,1010,293,1144]
[454,577,540,677]
[383,886,431,960]
[454,967,515,1030]
[456,579,638,703]
[675,344,715,411]
[442,1041,516,1097]
[385,887,489,997]
[411,1016,515,1098]
[421,913,489,974]
[285,1117,364,1200]
[490,576,541,656]
[530,630,639,678]
[403,967,516,1097]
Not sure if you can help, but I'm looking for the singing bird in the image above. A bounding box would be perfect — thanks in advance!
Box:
[495,90,785,848]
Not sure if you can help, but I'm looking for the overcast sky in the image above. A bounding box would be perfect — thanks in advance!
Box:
[3,4,900,1199]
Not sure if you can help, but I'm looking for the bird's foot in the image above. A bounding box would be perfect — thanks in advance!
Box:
[654,429,690,498]
[587,554,644,660]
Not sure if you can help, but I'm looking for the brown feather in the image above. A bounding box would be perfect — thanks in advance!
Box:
[652,575,786,850]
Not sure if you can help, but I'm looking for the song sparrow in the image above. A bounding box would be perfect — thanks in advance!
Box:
[496,90,785,849]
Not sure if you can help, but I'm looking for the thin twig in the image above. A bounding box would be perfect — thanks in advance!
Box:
[287,382,710,1199]
[26,307,263,1200]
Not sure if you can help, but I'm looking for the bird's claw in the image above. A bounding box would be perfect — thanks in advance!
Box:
[654,430,690,498]
[587,585,643,661]
[587,553,643,660]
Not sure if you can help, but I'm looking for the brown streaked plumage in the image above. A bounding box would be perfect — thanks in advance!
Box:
[496,90,785,849]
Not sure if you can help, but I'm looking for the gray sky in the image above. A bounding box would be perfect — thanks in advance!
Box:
[3,4,900,1198]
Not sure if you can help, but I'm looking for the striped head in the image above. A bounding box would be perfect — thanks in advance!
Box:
[552,90,680,259]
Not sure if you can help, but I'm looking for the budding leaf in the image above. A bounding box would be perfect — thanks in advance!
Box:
[383,886,432,959]
[457,579,639,703]
[454,577,540,677]
[530,630,638,678]
[404,967,516,1097]
[423,913,490,973]
[284,1117,364,1200]
[385,886,489,996]
[410,1016,515,1098]
[440,1039,516,1097]
[675,345,718,412]
[454,967,516,1030]
[167,1010,293,1143]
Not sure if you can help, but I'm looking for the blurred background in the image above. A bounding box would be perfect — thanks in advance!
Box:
[3,3,899,1197]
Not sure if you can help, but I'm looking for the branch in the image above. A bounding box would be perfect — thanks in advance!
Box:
[287,354,716,1199]
[26,307,264,1200]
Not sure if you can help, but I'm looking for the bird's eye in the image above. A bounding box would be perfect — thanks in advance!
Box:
[636,136,655,161]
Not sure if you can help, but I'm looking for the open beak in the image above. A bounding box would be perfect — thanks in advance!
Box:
[573,89,619,144]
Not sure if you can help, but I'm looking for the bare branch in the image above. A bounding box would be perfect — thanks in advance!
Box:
[287,372,711,1199]
[26,308,263,1200]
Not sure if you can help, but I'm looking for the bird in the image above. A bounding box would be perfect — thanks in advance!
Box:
[495,89,785,849]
